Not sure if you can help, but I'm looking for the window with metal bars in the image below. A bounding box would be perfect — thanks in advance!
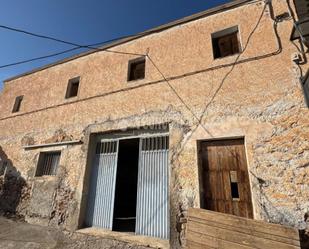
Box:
[95,141,118,154]
[35,151,61,176]
[141,136,169,151]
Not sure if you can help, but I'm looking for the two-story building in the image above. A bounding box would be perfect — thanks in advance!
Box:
[0,0,308,248]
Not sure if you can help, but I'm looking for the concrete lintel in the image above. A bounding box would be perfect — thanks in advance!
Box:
[23,140,82,150]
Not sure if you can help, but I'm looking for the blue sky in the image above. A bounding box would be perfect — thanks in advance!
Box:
[0,0,230,90]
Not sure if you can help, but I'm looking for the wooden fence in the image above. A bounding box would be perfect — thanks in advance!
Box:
[186,208,301,249]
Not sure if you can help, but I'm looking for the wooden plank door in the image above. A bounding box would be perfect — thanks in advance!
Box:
[199,138,253,218]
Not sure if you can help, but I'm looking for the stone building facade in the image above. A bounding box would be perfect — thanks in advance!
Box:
[0,0,308,248]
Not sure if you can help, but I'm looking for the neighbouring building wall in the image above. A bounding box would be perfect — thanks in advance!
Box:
[0,0,308,248]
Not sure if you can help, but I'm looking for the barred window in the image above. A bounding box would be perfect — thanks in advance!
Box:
[35,151,61,176]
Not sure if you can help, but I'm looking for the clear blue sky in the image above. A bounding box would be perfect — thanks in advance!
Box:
[0,0,230,90]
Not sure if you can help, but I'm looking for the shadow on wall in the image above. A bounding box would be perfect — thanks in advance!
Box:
[300,212,309,249]
[0,146,27,219]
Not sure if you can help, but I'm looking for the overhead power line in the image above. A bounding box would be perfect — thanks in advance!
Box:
[1,17,264,136]
[0,1,283,178]
[0,24,85,47]
[0,24,142,55]
[0,1,273,133]
[146,2,270,136]
[0,0,284,176]
[147,1,281,165]
[0,25,147,69]
[0,0,275,125]
[0,47,79,69]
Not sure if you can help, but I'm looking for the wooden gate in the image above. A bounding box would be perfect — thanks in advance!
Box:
[199,138,253,218]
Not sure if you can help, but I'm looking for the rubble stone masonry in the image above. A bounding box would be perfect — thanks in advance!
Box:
[0,0,308,247]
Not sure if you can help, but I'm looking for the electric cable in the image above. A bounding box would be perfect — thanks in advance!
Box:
[0,24,144,56]
[147,1,270,143]
[0,26,149,69]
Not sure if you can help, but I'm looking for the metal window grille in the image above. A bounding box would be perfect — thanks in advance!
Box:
[36,151,61,176]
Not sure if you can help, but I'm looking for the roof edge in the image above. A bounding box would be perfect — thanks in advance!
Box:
[4,0,254,83]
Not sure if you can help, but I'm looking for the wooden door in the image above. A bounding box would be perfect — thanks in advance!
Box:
[199,139,253,218]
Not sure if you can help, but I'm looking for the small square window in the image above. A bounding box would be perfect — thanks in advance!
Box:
[35,151,61,176]
[128,57,146,81]
[12,95,23,113]
[211,26,241,59]
[65,77,80,98]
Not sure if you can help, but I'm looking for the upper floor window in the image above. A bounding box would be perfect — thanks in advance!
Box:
[35,151,61,176]
[65,76,80,98]
[128,57,146,81]
[211,26,241,59]
[12,95,23,113]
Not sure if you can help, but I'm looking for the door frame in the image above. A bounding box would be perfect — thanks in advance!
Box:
[83,129,171,236]
[196,136,255,219]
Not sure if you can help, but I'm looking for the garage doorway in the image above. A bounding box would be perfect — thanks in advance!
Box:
[112,138,139,232]
[85,132,170,239]
[198,138,253,218]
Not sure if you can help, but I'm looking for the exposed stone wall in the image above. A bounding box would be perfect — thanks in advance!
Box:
[0,0,308,248]
[0,146,29,219]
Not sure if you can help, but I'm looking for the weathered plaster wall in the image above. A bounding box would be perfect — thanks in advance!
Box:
[0,0,308,248]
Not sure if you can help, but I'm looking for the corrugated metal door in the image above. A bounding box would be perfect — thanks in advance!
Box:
[86,140,119,229]
[135,136,169,239]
